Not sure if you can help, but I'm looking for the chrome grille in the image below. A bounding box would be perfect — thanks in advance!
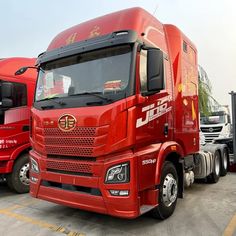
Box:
[200,126,223,133]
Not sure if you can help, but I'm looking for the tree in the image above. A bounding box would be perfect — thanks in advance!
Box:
[198,65,215,116]
[199,79,212,115]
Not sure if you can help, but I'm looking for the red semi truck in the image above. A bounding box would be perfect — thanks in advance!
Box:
[20,8,229,219]
[0,57,36,193]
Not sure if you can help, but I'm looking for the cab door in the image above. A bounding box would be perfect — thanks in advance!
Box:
[135,48,174,146]
[0,81,30,151]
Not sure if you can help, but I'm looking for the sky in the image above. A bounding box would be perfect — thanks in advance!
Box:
[0,0,235,108]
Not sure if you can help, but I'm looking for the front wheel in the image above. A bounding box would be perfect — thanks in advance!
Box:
[152,161,178,220]
[6,154,30,193]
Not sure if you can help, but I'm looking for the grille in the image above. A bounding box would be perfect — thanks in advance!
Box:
[204,134,219,137]
[46,159,92,174]
[46,146,93,156]
[37,125,108,157]
[44,127,96,137]
[41,180,102,196]
[47,155,96,161]
[200,126,223,133]
[45,137,94,146]
[203,133,220,143]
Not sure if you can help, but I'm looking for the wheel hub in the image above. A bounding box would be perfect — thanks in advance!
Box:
[19,163,30,186]
[162,173,177,207]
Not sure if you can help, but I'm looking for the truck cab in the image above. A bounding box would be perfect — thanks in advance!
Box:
[20,8,227,220]
[0,57,36,193]
[25,7,200,219]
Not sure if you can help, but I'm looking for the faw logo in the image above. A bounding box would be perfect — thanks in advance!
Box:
[58,114,77,132]
[136,96,172,128]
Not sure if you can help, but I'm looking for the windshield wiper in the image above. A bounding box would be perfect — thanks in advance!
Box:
[41,104,54,110]
[37,96,66,106]
[69,92,113,102]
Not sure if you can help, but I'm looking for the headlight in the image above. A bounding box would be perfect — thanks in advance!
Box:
[31,158,39,173]
[105,162,130,184]
[218,132,229,138]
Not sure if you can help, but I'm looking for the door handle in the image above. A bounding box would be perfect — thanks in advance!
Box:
[22,125,30,132]
[164,123,168,137]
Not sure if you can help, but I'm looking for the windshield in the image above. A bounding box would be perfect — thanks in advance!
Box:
[200,115,226,125]
[35,45,132,105]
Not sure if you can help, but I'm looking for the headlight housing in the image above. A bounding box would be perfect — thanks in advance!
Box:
[105,162,130,184]
[30,158,39,173]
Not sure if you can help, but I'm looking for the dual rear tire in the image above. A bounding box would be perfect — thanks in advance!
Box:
[152,148,229,220]
[207,148,228,183]
[220,148,228,176]
[207,150,221,183]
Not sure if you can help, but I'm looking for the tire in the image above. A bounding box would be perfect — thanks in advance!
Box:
[220,148,228,176]
[207,150,220,183]
[152,161,178,220]
[6,154,30,193]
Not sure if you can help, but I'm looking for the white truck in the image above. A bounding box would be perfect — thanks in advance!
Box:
[198,65,231,143]
[200,106,231,143]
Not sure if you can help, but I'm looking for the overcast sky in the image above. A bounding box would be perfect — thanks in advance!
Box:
[0,0,235,107]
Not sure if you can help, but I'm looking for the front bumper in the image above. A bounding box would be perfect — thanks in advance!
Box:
[0,156,13,174]
[30,149,141,219]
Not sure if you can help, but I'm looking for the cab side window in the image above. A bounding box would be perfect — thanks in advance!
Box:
[0,83,3,124]
[12,82,27,107]
[0,81,27,124]
[139,50,147,94]
[0,81,27,108]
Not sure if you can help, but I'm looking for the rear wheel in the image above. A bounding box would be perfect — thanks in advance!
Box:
[220,148,228,176]
[152,161,178,220]
[207,150,220,183]
[6,154,30,193]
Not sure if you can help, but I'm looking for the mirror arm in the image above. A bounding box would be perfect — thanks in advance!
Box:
[141,44,161,51]
[15,66,41,76]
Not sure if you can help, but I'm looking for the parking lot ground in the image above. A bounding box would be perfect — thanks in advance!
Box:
[0,173,236,236]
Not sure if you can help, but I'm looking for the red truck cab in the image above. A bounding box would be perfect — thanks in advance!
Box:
[0,57,36,193]
[28,8,200,219]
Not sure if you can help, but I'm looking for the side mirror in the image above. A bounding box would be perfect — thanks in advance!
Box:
[15,67,28,75]
[1,98,13,108]
[147,48,164,92]
[1,82,14,98]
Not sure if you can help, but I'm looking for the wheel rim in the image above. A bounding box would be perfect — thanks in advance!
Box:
[19,163,30,186]
[215,153,220,176]
[162,173,178,207]
[223,152,228,170]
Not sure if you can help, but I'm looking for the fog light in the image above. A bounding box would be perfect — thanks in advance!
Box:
[109,190,129,196]
[30,176,38,183]
[119,190,129,196]
[31,158,39,173]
